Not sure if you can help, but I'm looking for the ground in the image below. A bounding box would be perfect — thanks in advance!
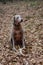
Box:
[0,1,43,65]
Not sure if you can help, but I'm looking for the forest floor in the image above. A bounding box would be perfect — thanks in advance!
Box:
[0,1,43,65]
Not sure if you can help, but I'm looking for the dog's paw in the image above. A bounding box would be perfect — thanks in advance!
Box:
[12,48,17,52]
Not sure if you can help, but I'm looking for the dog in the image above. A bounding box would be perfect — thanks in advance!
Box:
[11,15,25,51]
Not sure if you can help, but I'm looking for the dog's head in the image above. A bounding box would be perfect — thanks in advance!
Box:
[13,15,23,25]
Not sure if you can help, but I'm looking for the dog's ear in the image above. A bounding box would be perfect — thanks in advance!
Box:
[14,16,15,21]
[13,16,15,25]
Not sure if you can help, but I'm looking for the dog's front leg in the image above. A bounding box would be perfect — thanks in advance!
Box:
[11,35,17,52]
[13,39,18,52]
[11,29,17,52]
[13,39,16,51]
[22,37,25,49]
[22,30,25,49]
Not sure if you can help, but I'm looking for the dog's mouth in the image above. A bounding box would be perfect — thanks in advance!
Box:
[15,21,20,26]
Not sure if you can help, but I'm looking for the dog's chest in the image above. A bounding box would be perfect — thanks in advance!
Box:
[13,26,23,41]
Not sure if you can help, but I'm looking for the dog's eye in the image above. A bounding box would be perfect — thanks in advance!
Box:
[17,17,19,19]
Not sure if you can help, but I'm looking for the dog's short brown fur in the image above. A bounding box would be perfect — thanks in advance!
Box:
[11,15,25,51]
[13,24,23,47]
